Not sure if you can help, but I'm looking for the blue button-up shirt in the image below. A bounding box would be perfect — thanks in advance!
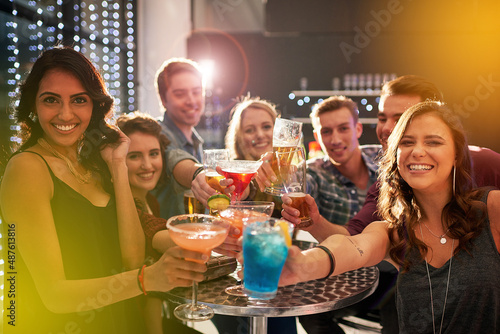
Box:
[160,112,204,162]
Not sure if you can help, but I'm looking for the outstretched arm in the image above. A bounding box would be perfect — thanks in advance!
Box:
[278,221,393,286]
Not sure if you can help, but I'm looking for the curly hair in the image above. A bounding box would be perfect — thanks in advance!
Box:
[116,111,170,187]
[225,95,279,160]
[13,46,119,192]
[377,101,486,271]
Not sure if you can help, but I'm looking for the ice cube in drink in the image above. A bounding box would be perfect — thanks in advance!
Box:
[243,220,292,299]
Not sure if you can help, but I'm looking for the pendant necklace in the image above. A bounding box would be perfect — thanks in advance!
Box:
[422,222,450,244]
[419,224,454,334]
[38,138,92,184]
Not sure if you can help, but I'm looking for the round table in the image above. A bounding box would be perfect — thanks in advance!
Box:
[164,241,380,334]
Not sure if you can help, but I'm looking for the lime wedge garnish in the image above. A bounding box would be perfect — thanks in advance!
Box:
[207,194,231,211]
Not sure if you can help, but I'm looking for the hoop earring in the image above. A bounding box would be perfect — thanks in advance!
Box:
[453,164,456,196]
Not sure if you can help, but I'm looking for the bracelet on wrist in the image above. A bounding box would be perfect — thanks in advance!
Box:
[315,245,335,279]
[137,264,147,295]
[192,166,204,181]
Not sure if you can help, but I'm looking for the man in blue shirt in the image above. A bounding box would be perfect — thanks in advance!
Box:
[152,58,205,219]
[155,58,205,162]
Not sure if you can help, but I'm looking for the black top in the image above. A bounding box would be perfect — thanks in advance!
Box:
[8,151,145,333]
[397,188,500,333]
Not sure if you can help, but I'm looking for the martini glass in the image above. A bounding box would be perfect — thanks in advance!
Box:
[166,214,230,321]
[217,160,263,203]
[219,201,275,296]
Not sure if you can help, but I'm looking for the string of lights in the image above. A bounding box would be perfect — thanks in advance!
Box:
[0,0,137,319]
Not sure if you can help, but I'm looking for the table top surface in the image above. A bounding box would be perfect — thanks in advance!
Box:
[164,241,380,317]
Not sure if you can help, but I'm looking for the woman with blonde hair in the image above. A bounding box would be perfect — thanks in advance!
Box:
[193,95,297,334]
[225,95,278,161]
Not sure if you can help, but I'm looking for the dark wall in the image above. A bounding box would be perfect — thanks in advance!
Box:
[188,0,500,152]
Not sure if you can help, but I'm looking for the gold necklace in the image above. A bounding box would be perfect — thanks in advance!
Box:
[38,138,93,184]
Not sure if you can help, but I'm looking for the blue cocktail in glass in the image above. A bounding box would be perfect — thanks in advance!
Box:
[243,218,293,300]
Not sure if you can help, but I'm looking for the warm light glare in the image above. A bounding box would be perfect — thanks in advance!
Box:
[199,59,215,89]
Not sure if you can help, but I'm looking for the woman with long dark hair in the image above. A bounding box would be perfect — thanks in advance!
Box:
[0,47,205,333]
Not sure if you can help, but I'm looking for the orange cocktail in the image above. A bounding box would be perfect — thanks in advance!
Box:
[217,201,275,297]
[166,214,230,321]
[220,209,268,237]
[169,223,229,260]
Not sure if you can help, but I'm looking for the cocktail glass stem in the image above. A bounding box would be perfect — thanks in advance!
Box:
[174,277,214,321]
[192,281,198,309]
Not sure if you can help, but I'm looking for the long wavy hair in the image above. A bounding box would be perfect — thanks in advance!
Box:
[225,95,278,160]
[14,46,119,192]
[377,101,486,271]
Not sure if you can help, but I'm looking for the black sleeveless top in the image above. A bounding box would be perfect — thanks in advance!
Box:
[396,188,500,333]
[7,151,145,333]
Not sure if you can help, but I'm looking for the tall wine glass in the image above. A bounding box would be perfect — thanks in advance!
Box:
[167,214,230,321]
[203,149,229,193]
[217,160,263,203]
[219,201,275,296]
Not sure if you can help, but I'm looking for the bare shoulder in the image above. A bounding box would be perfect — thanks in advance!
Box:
[1,151,53,205]
[487,190,500,214]
[487,190,500,237]
[3,151,51,182]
